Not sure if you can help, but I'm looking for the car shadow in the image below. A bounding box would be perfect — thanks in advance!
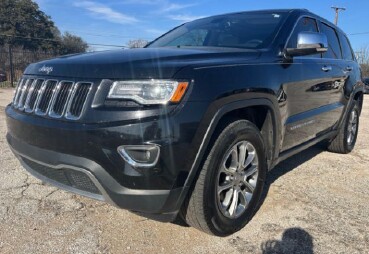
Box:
[267,142,325,185]
[258,142,326,210]
[261,227,314,254]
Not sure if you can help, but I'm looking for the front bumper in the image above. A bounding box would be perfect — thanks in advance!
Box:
[8,134,186,221]
[5,102,207,221]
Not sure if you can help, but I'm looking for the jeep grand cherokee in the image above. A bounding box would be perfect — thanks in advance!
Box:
[5,9,364,236]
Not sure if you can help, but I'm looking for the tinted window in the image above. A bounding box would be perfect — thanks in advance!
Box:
[287,17,319,48]
[320,23,342,59]
[339,33,354,61]
[166,29,208,47]
[148,12,287,49]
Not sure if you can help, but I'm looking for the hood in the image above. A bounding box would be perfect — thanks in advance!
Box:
[24,47,261,79]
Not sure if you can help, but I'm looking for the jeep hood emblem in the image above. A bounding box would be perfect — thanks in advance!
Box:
[39,65,54,74]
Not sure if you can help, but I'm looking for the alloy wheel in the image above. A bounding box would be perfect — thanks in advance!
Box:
[217,141,259,219]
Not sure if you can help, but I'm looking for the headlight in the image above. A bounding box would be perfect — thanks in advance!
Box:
[107,80,188,105]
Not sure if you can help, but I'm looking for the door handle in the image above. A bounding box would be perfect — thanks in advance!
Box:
[345,66,353,72]
[322,66,332,72]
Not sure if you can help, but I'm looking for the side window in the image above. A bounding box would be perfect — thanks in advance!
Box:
[320,23,342,59]
[339,33,354,61]
[287,17,320,58]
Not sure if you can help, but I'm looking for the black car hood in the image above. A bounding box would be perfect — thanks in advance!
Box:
[24,47,261,79]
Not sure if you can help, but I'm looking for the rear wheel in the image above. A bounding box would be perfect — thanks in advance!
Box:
[181,120,267,236]
[328,101,360,154]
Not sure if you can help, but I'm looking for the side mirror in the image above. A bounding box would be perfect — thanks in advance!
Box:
[285,32,328,57]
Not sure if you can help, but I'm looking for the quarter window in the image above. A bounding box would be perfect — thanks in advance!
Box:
[320,23,342,59]
[339,33,354,61]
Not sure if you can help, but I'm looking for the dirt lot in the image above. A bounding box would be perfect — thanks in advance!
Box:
[0,88,368,254]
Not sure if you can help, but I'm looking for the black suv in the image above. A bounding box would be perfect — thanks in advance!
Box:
[5,9,364,236]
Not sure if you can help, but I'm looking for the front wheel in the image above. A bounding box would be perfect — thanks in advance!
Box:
[328,101,360,154]
[181,120,267,236]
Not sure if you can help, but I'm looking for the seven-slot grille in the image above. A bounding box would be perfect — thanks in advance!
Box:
[13,78,92,120]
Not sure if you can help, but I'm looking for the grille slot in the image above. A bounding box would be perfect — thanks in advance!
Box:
[13,79,25,107]
[22,158,101,195]
[17,79,34,109]
[49,81,74,118]
[66,82,92,120]
[36,80,58,115]
[12,77,92,120]
[25,79,44,112]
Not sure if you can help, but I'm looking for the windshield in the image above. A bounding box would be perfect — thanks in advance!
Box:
[148,12,287,49]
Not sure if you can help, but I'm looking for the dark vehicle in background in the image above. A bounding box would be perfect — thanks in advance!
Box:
[5,9,364,236]
[363,78,369,94]
[0,70,7,82]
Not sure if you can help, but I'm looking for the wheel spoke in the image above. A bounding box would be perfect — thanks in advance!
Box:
[348,132,353,144]
[228,189,239,217]
[347,123,352,132]
[220,164,234,175]
[230,148,238,172]
[350,111,355,122]
[218,182,233,194]
[242,178,256,193]
[243,143,256,168]
[222,188,233,208]
[243,165,258,178]
[352,123,357,133]
[242,190,253,205]
[238,142,247,170]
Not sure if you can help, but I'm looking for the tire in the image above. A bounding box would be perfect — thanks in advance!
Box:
[328,101,360,154]
[181,120,267,236]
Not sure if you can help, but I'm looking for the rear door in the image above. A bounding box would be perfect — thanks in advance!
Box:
[337,32,361,104]
[281,18,346,151]
[317,22,347,122]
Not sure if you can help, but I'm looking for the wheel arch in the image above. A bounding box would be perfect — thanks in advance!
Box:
[174,98,281,214]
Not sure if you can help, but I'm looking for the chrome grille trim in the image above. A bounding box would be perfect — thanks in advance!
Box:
[12,77,93,120]
[35,80,58,116]
[19,79,35,110]
[13,79,25,107]
[24,79,45,113]
[16,79,34,109]
[48,81,75,118]
[65,82,93,120]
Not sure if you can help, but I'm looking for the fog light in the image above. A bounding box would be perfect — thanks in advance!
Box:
[117,145,160,168]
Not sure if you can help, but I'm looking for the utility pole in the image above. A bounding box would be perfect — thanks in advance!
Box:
[331,6,346,26]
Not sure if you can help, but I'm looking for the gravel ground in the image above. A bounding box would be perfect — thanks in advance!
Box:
[0,88,368,254]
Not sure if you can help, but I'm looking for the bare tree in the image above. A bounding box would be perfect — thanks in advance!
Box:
[356,46,369,78]
[127,39,148,49]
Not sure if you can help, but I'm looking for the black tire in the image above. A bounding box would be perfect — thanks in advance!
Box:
[181,120,267,236]
[328,101,360,154]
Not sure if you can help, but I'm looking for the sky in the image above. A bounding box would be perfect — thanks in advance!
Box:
[34,0,369,51]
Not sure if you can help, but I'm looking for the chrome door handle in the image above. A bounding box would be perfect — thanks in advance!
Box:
[345,66,353,72]
[322,66,332,72]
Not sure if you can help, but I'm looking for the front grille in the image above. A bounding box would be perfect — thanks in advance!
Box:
[23,158,101,195]
[13,77,92,120]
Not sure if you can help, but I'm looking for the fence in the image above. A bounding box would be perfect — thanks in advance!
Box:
[0,47,57,88]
